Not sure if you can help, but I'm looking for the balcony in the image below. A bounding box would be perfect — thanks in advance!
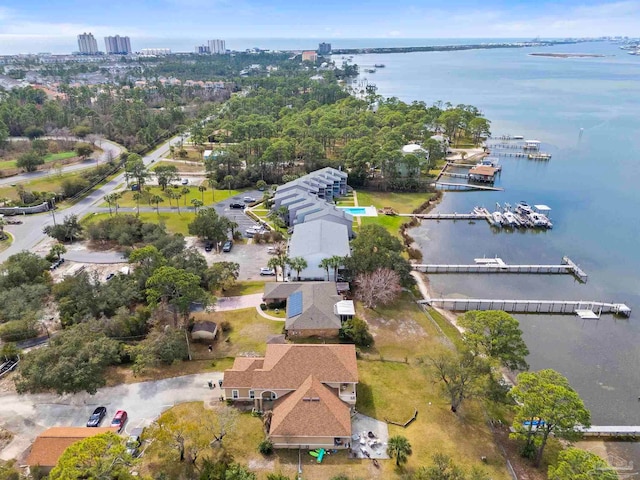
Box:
[339,383,356,403]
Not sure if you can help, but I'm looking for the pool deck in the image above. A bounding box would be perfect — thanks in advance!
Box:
[337,205,378,217]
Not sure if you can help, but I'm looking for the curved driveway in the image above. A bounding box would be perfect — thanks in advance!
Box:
[0,371,223,461]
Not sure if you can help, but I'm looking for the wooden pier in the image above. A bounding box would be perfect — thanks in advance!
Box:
[398,213,490,220]
[435,182,504,191]
[579,426,640,438]
[413,256,588,282]
[417,298,631,317]
[490,151,552,160]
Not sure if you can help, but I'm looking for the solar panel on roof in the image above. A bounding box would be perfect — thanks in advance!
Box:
[288,291,303,317]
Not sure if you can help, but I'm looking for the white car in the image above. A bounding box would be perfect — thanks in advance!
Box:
[260,267,276,276]
[243,196,256,203]
[181,178,189,185]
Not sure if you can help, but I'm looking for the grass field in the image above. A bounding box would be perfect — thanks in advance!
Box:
[0,171,83,202]
[151,160,206,173]
[355,190,434,237]
[0,151,77,170]
[223,280,266,297]
[110,186,245,209]
[84,211,198,236]
[0,232,12,253]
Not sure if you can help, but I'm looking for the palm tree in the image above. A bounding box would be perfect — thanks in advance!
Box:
[207,175,217,203]
[198,185,207,201]
[267,257,281,282]
[112,193,122,215]
[151,195,164,214]
[387,436,412,467]
[319,258,332,281]
[104,194,116,216]
[175,193,182,215]
[328,255,344,281]
[191,199,204,212]
[228,220,239,238]
[164,190,174,208]
[181,186,190,206]
[287,256,308,281]
[223,175,234,195]
[132,192,142,216]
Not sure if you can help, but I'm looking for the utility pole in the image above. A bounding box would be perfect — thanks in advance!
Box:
[184,328,192,361]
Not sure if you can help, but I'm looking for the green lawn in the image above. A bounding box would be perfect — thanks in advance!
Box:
[356,190,432,214]
[0,151,77,170]
[109,186,246,208]
[223,280,266,297]
[83,211,197,235]
[0,232,12,253]
[0,170,83,201]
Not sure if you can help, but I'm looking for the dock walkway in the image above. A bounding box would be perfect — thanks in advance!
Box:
[417,298,631,317]
[435,182,504,191]
[413,256,588,282]
[580,426,640,438]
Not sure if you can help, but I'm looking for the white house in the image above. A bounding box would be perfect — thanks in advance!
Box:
[287,220,350,281]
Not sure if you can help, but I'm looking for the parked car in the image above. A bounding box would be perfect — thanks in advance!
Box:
[131,184,140,191]
[260,267,276,276]
[222,240,233,252]
[125,435,141,457]
[105,273,115,281]
[87,406,107,427]
[49,258,65,271]
[204,241,214,252]
[243,196,256,203]
[267,246,278,254]
[229,203,244,209]
[110,410,128,433]
[181,178,189,185]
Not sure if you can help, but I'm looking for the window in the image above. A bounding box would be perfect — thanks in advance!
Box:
[232,390,239,399]
[249,390,255,399]
[271,392,278,400]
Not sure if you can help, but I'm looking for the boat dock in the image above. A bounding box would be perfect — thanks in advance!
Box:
[435,182,504,191]
[417,298,631,317]
[412,256,588,282]
[491,151,552,160]
[400,212,488,220]
[579,426,640,438]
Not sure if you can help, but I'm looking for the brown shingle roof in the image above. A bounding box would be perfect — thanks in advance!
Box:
[269,375,351,438]
[223,344,358,389]
[26,427,118,467]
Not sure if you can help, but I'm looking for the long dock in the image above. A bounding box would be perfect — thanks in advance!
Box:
[398,213,489,220]
[580,426,640,438]
[491,151,552,160]
[417,298,631,317]
[413,256,588,282]
[435,182,504,191]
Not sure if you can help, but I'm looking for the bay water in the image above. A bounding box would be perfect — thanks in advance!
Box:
[349,41,640,462]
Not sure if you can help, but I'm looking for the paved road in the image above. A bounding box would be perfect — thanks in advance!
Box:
[0,138,124,187]
[0,134,187,263]
[0,372,223,461]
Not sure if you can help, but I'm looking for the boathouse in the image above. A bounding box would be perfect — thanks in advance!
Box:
[468,165,498,183]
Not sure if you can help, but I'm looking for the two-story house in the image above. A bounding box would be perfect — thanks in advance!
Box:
[222,344,358,449]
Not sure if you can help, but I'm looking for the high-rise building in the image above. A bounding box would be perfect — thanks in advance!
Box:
[208,39,226,54]
[196,44,211,54]
[318,42,331,55]
[77,33,99,55]
[104,35,132,55]
[302,51,318,63]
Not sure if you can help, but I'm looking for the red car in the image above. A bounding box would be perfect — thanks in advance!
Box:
[110,410,128,433]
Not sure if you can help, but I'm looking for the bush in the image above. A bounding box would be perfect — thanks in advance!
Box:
[220,321,232,333]
[258,440,274,456]
[340,317,374,348]
[407,247,423,261]
[60,177,90,198]
[0,319,39,342]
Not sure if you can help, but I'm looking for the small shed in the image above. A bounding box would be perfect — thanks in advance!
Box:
[191,321,218,341]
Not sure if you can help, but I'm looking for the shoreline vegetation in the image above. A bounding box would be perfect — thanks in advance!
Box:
[331,39,590,55]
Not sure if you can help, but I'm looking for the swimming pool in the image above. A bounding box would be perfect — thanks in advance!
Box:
[338,206,378,217]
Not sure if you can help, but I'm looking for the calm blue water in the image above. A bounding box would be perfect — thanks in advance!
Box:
[350,41,640,429]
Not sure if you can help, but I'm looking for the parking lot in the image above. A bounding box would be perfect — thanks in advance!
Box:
[206,242,275,280]
[212,189,264,239]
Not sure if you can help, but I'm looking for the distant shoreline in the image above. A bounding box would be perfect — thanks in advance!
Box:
[529,52,606,58]
[330,40,586,56]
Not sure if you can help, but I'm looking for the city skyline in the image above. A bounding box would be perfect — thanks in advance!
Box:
[1,0,640,54]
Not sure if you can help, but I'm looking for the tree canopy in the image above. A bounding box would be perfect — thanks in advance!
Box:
[548,448,618,480]
[459,310,529,371]
[510,369,591,466]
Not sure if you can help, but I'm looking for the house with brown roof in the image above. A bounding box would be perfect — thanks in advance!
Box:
[25,427,117,473]
[223,344,358,449]
[263,282,354,338]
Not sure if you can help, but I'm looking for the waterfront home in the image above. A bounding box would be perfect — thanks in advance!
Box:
[222,344,358,449]
[263,281,354,337]
[468,165,498,183]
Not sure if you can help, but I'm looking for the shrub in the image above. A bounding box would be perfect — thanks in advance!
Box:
[258,440,274,456]
[220,321,232,333]
[0,319,39,342]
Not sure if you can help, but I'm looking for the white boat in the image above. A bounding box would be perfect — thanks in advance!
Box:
[503,211,520,227]
[516,202,534,215]
[491,211,504,227]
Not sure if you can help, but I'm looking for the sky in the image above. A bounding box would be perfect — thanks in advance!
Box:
[1,0,639,54]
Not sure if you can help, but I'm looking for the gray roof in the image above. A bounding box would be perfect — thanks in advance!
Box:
[192,321,218,333]
[305,206,353,223]
[263,282,343,331]
[289,220,350,258]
